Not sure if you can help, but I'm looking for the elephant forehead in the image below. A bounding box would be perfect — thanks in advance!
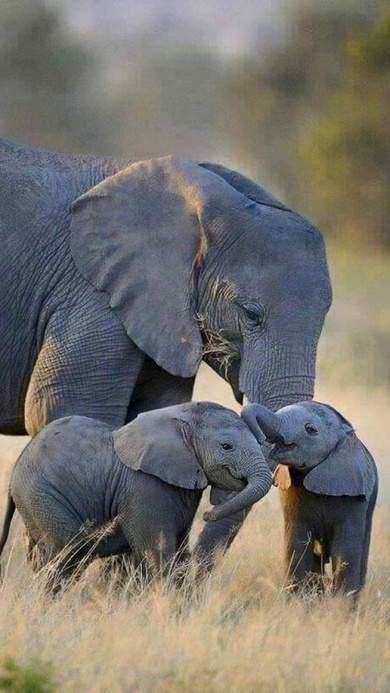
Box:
[197,413,254,439]
[221,258,331,318]
[277,404,309,419]
[211,426,260,450]
[278,403,340,434]
[257,261,329,304]
[309,404,341,429]
[276,406,319,435]
[198,410,242,429]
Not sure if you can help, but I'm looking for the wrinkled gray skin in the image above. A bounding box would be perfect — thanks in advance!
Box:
[0,138,331,560]
[242,402,378,597]
[0,403,272,590]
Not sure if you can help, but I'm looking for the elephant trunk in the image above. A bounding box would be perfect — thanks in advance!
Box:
[239,343,316,410]
[204,463,273,522]
[241,403,281,443]
[263,391,313,411]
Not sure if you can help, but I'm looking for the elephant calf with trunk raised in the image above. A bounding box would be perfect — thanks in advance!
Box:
[242,401,378,597]
[0,402,272,591]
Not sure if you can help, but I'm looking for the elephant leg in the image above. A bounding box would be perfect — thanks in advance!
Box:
[120,513,181,583]
[23,528,46,572]
[309,550,329,594]
[176,529,192,566]
[169,528,195,587]
[43,543,95,597]
[132,534,180,582]
[331,515,366,597]
[23,530,89,595]
[193,489,252,572]
[24,303,145,435]
[283,519,317,591]
[359,491,377,588]
[19,497,94,593]
[125,356,195,422]
[311,534,330,580]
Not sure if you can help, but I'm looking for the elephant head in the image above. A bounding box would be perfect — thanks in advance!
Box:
[70,157,332,412]
[241,401,372,497]
[113,402,272,521]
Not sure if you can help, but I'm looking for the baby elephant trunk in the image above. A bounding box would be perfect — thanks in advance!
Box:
[241,403,281,442]
[204,461,273,522]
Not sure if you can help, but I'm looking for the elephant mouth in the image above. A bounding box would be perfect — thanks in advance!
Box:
[223,469,247,492]
[270,441,297,459]
[212,466,247,492]
[229,478,248,492]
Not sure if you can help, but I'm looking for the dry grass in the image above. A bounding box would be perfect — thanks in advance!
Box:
[0,247,388,692]
[0,486,388,693]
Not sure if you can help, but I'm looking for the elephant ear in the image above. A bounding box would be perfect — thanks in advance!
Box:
[199,161,291,211]
[303,433,370,498]
[70,156,216,377]
[112,405,208,490]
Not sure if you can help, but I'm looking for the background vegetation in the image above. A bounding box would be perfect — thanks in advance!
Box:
[0,1,389,691]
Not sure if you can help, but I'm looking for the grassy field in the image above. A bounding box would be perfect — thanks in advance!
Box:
[0,247,388,692]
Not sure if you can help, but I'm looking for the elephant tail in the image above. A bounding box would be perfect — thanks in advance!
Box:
[0,494,15,564]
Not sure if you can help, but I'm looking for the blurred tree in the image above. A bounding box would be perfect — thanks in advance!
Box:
[109,36,230,162]
[0,0,112,154]
[226,1,390,249]
[300,7,390,248]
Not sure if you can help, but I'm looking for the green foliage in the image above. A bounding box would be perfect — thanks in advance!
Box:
[0,1,84,88]
[0,656,56,693]
[299,6,390,248]
[0,0,112,154]
[347,12,390,72]
[226,0,390,250]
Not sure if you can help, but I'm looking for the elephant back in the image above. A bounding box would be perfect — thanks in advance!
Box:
[11,416,115,494]
[0,138,133,274]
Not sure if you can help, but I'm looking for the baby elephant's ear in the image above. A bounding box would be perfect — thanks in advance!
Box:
[112,407,208,491]
[304,434,370,497]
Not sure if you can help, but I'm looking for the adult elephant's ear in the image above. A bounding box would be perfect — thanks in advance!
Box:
[112,405,208,491]
[199,162,291,211]
[304,434,371,497]
[70,156,220,377]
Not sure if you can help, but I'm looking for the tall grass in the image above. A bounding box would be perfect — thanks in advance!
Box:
[0,248,388,692]
[0,491,388,693]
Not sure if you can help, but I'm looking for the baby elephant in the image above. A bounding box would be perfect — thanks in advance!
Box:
[242,401,378,596]
[0,402,272,589]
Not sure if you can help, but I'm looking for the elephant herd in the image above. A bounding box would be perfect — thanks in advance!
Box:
[0,137,377,598]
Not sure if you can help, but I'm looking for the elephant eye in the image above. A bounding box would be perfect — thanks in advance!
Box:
[305,423,318,436]
[221,442,235,451]
[243,303,265,327]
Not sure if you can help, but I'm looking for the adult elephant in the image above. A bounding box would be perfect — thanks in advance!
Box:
[0,137,332,558]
